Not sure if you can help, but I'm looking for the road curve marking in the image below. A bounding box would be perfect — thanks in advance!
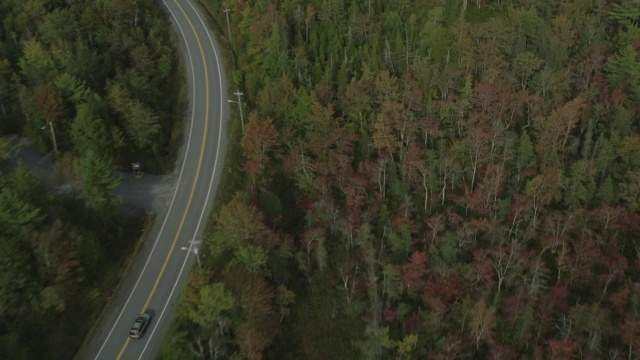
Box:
[137,0,227,357]
[115,0,211,358]
[139,0,210,313]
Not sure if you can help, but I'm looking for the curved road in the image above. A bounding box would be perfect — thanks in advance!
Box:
[76,1,227,359]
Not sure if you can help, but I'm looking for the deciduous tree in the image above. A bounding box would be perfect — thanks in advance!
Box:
[241,113,280,184]
[468,297,495,350]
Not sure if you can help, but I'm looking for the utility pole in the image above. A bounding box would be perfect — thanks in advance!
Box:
[192,247,202,268]
[228,90,244,131]
[223,8,232,45]
[42,121,59,156]
[181,240,202,268]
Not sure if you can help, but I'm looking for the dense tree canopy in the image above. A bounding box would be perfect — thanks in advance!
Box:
[1,0,183,169]
[0,0,182,358]
[167,0,640,359]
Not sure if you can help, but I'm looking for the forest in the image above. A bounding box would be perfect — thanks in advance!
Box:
[0,0,183,358]
[163,0,640,359]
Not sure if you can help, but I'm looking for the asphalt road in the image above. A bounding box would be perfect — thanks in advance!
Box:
[75,0,227,359]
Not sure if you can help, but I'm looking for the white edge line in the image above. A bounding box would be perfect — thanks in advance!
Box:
[93,0,199,358]
[139,0,227,357]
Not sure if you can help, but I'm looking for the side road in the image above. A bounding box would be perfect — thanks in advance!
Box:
[6,136,177,213]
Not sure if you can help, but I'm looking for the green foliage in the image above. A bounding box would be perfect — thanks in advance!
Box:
[293,280,364,360]
[0,187,44,237]
[275,284,296,321]
[15,83,38,126]
[70,99,110,155]
[55,73,96,104]
[179,281,235,330]
[616,135,640,170]
[563,160,596,207]
[0,59,12,118]
[231,245,270,277]
[0,233,35,318]
[619,170,640,211]
[608,0,640,28]
[107,82,162,150]
[382,264,404,301]
[611,105,634,136]
[430,231,461,274]
[593,134,617,177]
[515,131,537,172]
[9,161,46,207]
[77,149,121,212]
[356,325,394,360]
[385,222,412,260]
[0,137,11,162]
[0,1,178,357]
[596,176,616,205]
[394,334,418,359]
[418,10,454,65]
[170,0,640,358]
[513,51,544,90]
[530,66,570,97]
[257,187,284,223]
[606,44,640,90]
[208,193,273,261]
[0,333,29,360]
[39,285,65,312]
[18,39,57,83]
[3,0,182,166]
[160,330,196,360]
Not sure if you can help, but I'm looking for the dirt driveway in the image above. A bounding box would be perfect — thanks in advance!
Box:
[5,137,177,213]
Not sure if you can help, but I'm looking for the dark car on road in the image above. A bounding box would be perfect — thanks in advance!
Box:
[129,310,154,339]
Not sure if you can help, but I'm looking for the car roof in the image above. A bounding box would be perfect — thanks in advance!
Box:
[133,315,148,325]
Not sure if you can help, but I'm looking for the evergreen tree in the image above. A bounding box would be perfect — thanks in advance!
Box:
[77,149,121,213]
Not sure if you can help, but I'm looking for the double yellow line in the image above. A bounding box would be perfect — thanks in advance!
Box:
[117,0,210,358]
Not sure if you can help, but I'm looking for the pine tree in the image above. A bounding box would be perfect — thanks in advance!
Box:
[597,176,616,205]
[77,149,121,212]
[0,187,44,238]
[608,0,640,29]
[70,99,110,155]
[515,130,537,182]
[606,44,639,89]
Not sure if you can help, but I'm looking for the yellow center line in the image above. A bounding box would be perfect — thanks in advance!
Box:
[116,0,210,358]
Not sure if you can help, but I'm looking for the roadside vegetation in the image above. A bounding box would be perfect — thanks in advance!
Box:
[164,0,640,359]
[0,0,184,358]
